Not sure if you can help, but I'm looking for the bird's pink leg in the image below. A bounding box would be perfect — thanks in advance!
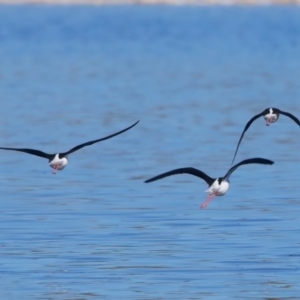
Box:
[266,119,271,126]
[52,164,59,175]
[200,194,216,209]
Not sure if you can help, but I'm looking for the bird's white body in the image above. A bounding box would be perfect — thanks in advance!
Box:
[49,154,68,171]
[205,179,229,196]
[264,108,279,125]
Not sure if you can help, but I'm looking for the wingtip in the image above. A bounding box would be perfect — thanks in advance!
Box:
[258,158,274,165]
[131,120,140,127]
[260,158,274,165]
[144,176,153,183]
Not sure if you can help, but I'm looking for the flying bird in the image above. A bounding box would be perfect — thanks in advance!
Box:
[145,158,274,209]
[231,108,300,164]
[0,120,139,174]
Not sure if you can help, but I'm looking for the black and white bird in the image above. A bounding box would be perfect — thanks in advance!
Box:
[0,120,139,174]
[145,158,274,209]
[232,108,300,164]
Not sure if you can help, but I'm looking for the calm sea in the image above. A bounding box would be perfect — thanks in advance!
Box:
[0,5,300,299]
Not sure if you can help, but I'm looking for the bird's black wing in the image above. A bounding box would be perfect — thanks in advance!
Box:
[0,147,52,159]
[231,110,266,165]
[278,109,300,126]
[62,120,139,156]
[145,167,215,186]
[224,157,274,180]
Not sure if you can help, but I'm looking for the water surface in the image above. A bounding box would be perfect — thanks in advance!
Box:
[0,5,300,299]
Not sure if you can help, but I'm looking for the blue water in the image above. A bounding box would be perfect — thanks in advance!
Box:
[0,5,300,299]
